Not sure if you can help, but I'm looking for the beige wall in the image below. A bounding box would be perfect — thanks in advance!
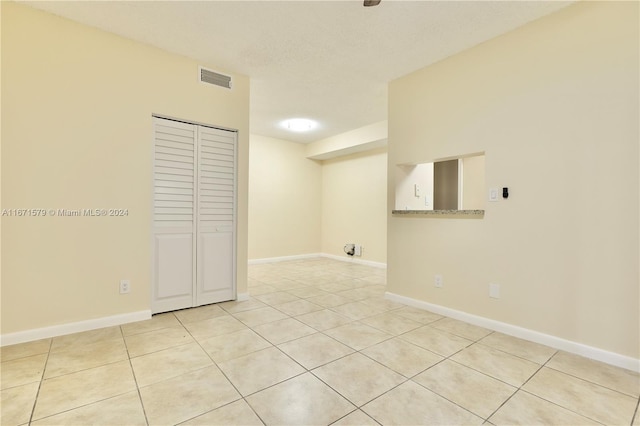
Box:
[388,1,638,358]
[462,155,485,210]
[248,135,387,265]
[306,120,387,160]
[248,135,322,259]
[1,2,250,334]
[395,163,434,211]
[322,148,387,264]
[0,2,3,335]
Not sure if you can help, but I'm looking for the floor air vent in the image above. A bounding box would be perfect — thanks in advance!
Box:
[199,66,232,89]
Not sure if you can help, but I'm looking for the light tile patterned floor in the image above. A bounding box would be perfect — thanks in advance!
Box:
[2,258,639,425]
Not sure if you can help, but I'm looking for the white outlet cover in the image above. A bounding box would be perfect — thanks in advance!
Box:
[435,274,443,288]
[120,279,131,294]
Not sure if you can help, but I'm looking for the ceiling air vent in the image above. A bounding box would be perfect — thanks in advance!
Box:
[199,66,232,89]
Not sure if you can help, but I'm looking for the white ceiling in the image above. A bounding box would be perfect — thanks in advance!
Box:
[25,0,571,143]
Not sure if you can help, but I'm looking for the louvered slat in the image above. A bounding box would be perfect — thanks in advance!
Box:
[154,119,195,228]
[154,200,193,208]
[198,127,235,225]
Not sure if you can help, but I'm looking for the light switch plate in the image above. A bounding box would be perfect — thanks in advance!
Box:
[489,188,499,202]
[489,283,500,299]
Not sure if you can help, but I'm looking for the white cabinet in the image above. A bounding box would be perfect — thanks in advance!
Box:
[152,117,237,314]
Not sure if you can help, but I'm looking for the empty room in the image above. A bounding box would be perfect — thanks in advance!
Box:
[1,1,639,425]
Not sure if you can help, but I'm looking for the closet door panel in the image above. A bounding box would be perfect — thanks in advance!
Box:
[197,231,234,304]
[153,233,194,312]
[152,118,196,314]
[196,126,236,306]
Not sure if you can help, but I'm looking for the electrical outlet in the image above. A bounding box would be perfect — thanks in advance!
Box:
[120,279,131,294]
[434,274,443,288]
[489,283,500,299]
[354,244,362,256]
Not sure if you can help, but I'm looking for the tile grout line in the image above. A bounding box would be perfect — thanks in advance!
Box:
[26,338,136,424]
[541,363,640,399]
[27,338,53,425]
[481,348,557,423]
[250,262,472,420]
[631,396,640,426]
[120,323,151,426]
[175,311,268,426]
[480,349,614,425]
[402,335,508,422]
[213,286,410,424]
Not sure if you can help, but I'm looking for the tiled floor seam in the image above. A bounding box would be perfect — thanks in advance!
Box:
[397,337,519,422]
[238,398,268,426]
[308,367,409,413]
[537,354,637,425]
[280,339,355,371]
[631,397,640,426]
[474,339,555,365]
[120,324,151,426]
[329,408,382,426]
[333,328,397,352]
[480,349,611,426]
[26,338,53,425]
[255,317,400,414]
[482,347,555,422]
[179,315,289,424]
[231,368,309,399]
[405,352,510,423]
[542,364,640,399]
[406,377,493,423]
[130,315,235,422]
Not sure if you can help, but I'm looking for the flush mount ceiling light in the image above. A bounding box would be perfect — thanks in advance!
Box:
[281,118,317,132]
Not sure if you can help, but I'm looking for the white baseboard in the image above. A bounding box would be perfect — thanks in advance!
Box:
[320,253,387,269]
[248,253,322,265]
[248,252,387,269]
[236,293,250,302]
[385,292,640,373]
[0,310,151,347]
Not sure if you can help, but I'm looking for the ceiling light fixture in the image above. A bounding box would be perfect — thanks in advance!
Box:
[281,118,317,132]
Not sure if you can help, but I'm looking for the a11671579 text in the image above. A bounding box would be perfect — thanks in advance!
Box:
[1,208,129,217]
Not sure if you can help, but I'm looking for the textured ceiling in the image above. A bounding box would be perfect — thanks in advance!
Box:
[25,1,572,143]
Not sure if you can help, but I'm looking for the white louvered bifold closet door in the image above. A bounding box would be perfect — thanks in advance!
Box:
[152,117,236,314]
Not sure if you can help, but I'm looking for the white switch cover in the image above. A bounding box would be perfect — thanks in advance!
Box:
[489,188,499,202]
[414,184,421,197]
[489,283,500,299]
